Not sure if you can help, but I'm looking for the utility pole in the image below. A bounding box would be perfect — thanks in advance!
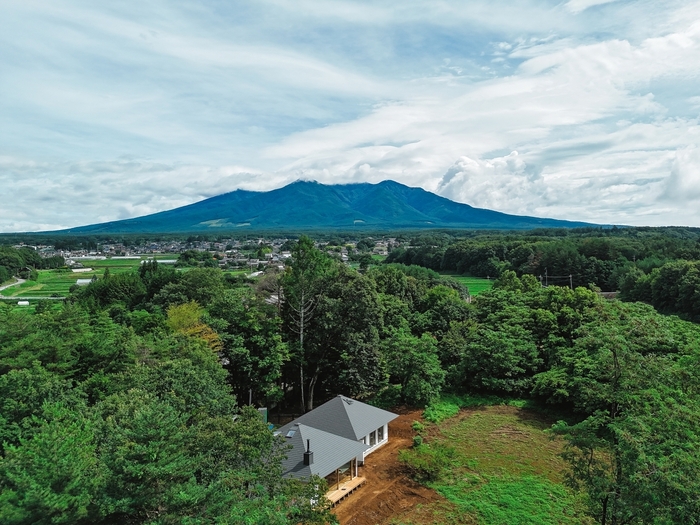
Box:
[545,268,548,287]
[569,274,573,290]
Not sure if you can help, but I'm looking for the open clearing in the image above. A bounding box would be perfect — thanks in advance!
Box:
[420,405,592,525]
[335,405,591,525]
[439,274,493,296]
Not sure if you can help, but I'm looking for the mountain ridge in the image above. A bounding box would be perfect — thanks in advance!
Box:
[59,179,597,233]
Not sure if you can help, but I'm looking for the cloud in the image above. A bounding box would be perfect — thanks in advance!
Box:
[1,1,700,231]
[0,157,290,232]
[662,146,700,201]
[262,12,700,226]
[564,0,619,15]
[437,152,536,214]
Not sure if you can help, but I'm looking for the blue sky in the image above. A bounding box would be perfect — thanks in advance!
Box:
[1,0,700,231]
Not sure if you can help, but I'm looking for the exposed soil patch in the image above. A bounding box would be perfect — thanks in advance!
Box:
[332,407,442,525]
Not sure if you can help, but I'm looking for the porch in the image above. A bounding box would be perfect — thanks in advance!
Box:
[326,476,366,506]
[324,457,364,506]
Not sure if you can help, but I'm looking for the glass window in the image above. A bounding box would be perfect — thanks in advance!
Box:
[369,430,376,446]
[377,425,384,441]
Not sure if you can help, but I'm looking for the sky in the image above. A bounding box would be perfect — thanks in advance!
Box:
[1,0,700,232]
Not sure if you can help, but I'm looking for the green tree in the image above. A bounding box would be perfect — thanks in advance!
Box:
[303,267,386,405]
[209,289,288,405]
[0,403,103,525]
[281,236,332,412]
[95,390,195,521]
[0,364,82,446]
[382,329,445,406]
[553,352,700,525]
[153,267,225,308]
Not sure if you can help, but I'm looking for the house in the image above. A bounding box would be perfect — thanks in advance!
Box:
[276,395,398,495]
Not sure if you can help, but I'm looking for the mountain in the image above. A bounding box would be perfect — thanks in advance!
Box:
[60,180,596,233]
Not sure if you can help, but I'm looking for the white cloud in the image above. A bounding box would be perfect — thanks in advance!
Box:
[1,0,700,230]
[261,12,700,226]
[564,0,619,15]
[662,146,700,201]
[437,152,535,214]
[0,156,290,232]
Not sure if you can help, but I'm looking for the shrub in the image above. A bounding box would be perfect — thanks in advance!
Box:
[399,443,455,482]
[423,399,460,424]
[413,435,423,448]
[411,420,425,433]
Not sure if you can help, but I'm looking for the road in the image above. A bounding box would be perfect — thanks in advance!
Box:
[0,278,26,292]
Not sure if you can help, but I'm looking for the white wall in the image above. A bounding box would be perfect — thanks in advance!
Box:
[358,423,389,463]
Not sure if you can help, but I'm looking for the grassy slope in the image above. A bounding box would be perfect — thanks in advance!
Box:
[394,405,592,525]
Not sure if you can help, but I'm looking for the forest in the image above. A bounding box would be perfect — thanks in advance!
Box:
[387,227,700,320]
[1,230,700,524]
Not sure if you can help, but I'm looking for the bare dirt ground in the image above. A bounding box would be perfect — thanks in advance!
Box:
[332,407,442,525]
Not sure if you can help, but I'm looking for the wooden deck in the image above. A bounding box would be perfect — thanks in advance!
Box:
[326,476,366,505]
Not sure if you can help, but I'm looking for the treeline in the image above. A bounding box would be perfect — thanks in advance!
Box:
[618,259,700,321]
[0,246,64,282]
[2,236,700,523]
[386,228,700,318]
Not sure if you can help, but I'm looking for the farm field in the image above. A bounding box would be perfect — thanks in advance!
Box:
[0,256,252,300]
[440,273,493,296]
[0,256,159,299]
[391,404,592,525]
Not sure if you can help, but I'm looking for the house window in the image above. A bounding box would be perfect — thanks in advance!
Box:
[377,425,384,442]
[369,430,376,446]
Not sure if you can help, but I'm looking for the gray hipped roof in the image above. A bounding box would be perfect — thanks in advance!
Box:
[278,423,368,479]
[292,395,398,441]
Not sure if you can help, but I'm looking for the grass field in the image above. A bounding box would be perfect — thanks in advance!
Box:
[0,257,148,298]
[440,273,494,296]
[0,257,253,300]
[394,404,592,525]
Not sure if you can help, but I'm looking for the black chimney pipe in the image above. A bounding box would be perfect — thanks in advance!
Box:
[303,439,314,465]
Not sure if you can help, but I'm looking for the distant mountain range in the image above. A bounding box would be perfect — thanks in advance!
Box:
[60,180,596,233]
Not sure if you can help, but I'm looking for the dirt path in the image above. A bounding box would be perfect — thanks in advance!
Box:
[332,408,441,525]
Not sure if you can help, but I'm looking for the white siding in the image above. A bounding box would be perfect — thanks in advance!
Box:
[358,423,389,462]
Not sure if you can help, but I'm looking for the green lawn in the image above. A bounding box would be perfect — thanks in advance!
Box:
[440,273,493,296]
[394,405,592,525]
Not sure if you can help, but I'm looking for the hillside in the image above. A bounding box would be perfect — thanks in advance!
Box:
[59,180,595,233]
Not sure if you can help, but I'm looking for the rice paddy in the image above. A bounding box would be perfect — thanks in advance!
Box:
[0,256,158,299]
